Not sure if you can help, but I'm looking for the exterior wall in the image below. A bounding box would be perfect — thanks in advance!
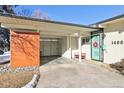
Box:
[10,30,40,68]
[61,36,91,60]
[62,36,78,58]
[71,37,78,58]
[58,39,62,56]
[61,36,70,58]
[103,21,124,64]
[71,37,91,60]
[81,44,91,60]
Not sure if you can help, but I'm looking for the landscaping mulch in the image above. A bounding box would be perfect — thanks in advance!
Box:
[110,60,124,75]
[0,71,38,88]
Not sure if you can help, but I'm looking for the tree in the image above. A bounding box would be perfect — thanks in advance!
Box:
[32,10,42,19]
[42,12,51,20]
[0,28,10,54]
[0,5,18,54]
[0,6,51,54]
[0,5,18,14]
[15,6,32,17]
[32,9,51,20]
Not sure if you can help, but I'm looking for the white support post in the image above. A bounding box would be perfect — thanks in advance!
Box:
[67,36,69,54]
[78,33,82,62]
[69,36,72,59]
[67,35,72,59]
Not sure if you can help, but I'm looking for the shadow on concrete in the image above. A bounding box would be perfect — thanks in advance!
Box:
[40,56,60,66]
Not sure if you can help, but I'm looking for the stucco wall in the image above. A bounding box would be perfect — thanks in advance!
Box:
[61,36,91,60]
[58,39,62,56]
[10,30,40,68]
[61,36,71,58]
[61,36,67,57]
[81,44,91,60]
[103,21,124,64]
[71,37,78,58]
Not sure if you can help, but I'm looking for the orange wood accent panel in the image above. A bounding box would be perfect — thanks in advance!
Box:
[10,30,40,68]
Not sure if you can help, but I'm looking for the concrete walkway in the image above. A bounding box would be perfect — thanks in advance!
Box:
[37,57,124,88]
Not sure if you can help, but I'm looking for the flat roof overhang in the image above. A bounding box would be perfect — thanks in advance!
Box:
[91,14,124,26]
[0,14,100,37]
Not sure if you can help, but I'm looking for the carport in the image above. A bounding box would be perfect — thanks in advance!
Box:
[0,14,99,67]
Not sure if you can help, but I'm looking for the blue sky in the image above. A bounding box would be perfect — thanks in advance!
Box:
[15,5,124,25]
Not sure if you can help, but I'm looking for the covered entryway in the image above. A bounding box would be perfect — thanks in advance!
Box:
[0,14,100,67]
[40,38,61,65]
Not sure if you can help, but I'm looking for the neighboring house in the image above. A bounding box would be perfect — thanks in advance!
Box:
[0,13,123,68]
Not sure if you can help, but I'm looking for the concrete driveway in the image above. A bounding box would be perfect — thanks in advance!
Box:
[37,57,124,88]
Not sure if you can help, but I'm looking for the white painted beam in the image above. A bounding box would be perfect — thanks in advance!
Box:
[40,32,70,36]
[78,32,82,62]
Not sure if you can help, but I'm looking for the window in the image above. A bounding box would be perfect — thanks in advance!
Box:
[86,37,90,43]
[82,37,90,45]
[82,38,85,45]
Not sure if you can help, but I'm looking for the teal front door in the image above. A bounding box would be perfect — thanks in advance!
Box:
[91,34,103,61]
